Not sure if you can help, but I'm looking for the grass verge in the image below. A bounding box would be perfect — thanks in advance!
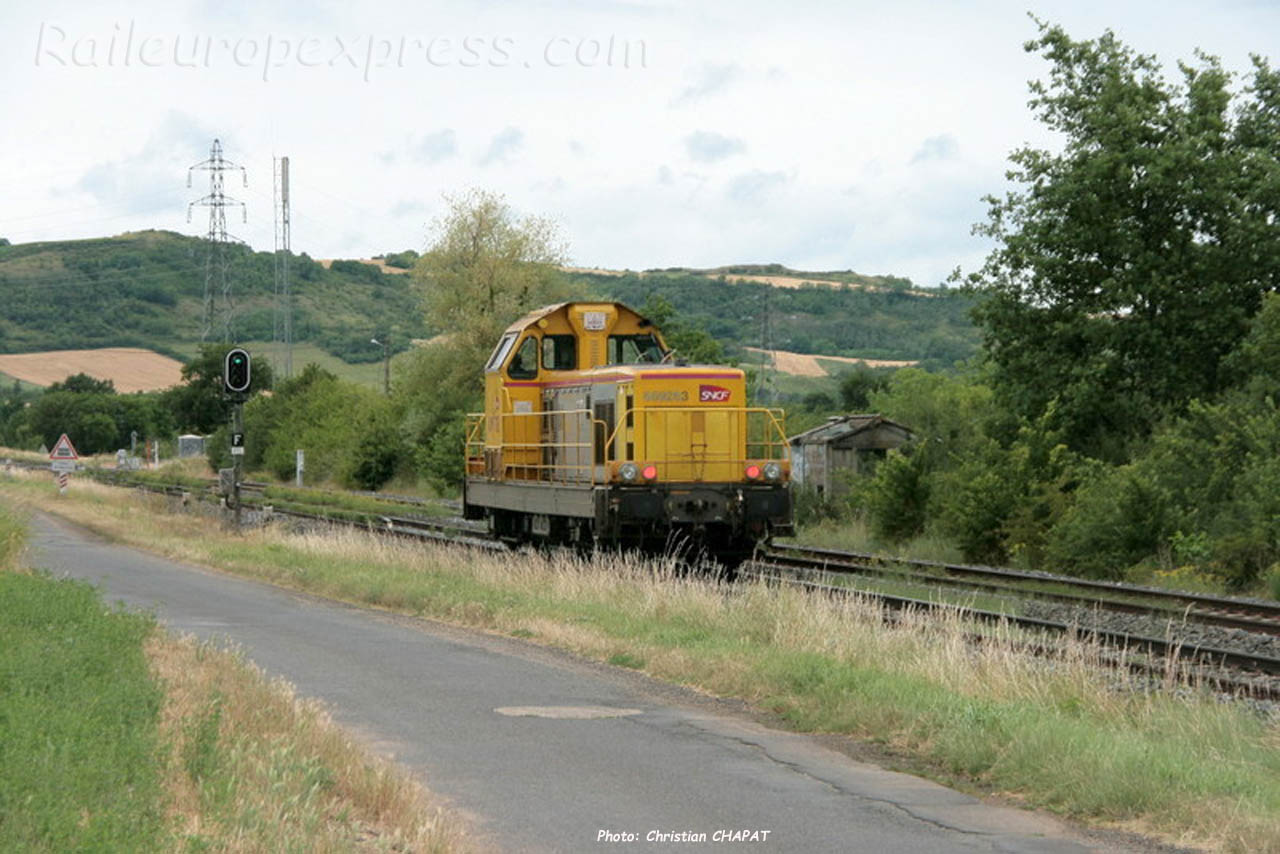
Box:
[4,474,1280,852]
[788,515,967,565]
[0,568,164,851]
[0,494,466,853]
[150,632,462,852]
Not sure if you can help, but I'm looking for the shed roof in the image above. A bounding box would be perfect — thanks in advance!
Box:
[788,414,914,447]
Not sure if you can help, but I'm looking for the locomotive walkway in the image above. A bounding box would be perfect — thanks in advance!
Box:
[31,512,1125,853]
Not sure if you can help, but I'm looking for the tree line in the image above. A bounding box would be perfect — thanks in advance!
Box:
[811,21,1280,595]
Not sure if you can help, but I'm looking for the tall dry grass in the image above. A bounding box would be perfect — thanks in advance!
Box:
[5,472,1280,852]
[149,632,466,853]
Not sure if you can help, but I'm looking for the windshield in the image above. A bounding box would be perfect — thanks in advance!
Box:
[607,334,665,365]
[485,332,518,373]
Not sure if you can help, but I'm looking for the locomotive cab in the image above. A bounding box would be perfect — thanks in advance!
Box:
[464,302,792,563]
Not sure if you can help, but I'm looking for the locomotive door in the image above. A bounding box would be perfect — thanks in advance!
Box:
[504,334,542,479]
[592,396,615,483]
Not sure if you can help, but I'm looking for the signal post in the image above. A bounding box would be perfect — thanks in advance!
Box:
[223,348,251,528]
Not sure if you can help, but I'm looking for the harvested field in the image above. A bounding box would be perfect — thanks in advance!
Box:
[561,265,627,276]
[745,347,917,377]
[316,258,410,274]
[0,348,184,392]
[720,272,935,296]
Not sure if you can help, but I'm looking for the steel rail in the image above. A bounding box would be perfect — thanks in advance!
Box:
[770,543,1280,636]
[744,563,1280,701]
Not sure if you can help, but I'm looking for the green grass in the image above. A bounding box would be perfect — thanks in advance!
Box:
[0,570,165,852]
[0,371,45,392]
[786,516,967,564]
[255,483,453,518]
[0,501,26,568]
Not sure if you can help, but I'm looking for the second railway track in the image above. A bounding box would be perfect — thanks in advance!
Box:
[768,542,1280,637]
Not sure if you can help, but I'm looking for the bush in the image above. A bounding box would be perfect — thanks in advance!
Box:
[343,417,407,491]
[415,414,467,494]
[1046,466,1172,579]
[1266,564,1280,600]
[864,450,931,543]
[936,463,1015,565]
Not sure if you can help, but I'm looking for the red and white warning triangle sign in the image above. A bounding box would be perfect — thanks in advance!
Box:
[50,433,79,460]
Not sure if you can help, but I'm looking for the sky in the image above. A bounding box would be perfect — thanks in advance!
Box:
[2,0,1278,289]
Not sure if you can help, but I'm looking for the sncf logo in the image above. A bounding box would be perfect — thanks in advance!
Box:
[699,384,731,403]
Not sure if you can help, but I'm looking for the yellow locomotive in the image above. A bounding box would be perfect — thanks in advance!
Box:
[463,301,792,561]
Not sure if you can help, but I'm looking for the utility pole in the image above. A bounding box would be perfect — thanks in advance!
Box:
[273,155,293,377]
[371,336,390,395]
[188,139,247,342]
[223,348,251,530]
[756,287,775,405]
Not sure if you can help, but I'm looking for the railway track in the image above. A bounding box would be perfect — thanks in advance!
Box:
[766,543,1280,637]
[10,459,1280,700]
[753,547,1280,701]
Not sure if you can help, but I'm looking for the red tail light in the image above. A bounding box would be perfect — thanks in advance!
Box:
[745,464,762,480]
[642,464,658,481]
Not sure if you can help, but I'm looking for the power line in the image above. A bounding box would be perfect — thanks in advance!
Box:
[0,188,186,226]
[187,139,246,342]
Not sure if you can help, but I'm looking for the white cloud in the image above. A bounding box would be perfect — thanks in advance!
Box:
[670,63,739,105]
[74,111,222,219]
[910,134,959,164]
[413,129,458,163]
[477,127,524,166]
[726,170,789,203]
[684,131,746,163]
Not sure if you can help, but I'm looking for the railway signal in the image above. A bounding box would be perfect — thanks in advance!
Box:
[224,347,252,395]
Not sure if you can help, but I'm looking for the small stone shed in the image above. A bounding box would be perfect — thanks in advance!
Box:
[788,414,914,497]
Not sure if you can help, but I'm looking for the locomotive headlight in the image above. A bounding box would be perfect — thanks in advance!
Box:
[763,462,783,481]
[619,462,639,482]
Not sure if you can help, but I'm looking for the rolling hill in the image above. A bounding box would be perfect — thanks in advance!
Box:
[0,233,980,390]
[0,230,431,365]
[566,266,979,369]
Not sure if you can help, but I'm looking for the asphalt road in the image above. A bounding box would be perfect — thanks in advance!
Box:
[29,512,1118,853]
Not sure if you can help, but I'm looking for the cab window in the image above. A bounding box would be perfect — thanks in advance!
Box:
[607,334,664,365]
[486,332,518,373]
[542,335,577,371]
[507,335,539,380]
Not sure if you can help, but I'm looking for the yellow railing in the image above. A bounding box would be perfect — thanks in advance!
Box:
[465,408,608,483]
[466,406,789,485]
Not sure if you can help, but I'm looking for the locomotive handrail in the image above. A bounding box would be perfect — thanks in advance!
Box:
[466,404,790,486]
[465,408,608,484]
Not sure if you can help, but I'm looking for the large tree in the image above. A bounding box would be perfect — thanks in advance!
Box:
[413,188,569,387]
[402,189,569,488]
[965,21,1280,460]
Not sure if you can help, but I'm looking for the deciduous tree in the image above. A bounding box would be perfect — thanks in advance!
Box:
[965,21,1280,459]
[413,188,569,392]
